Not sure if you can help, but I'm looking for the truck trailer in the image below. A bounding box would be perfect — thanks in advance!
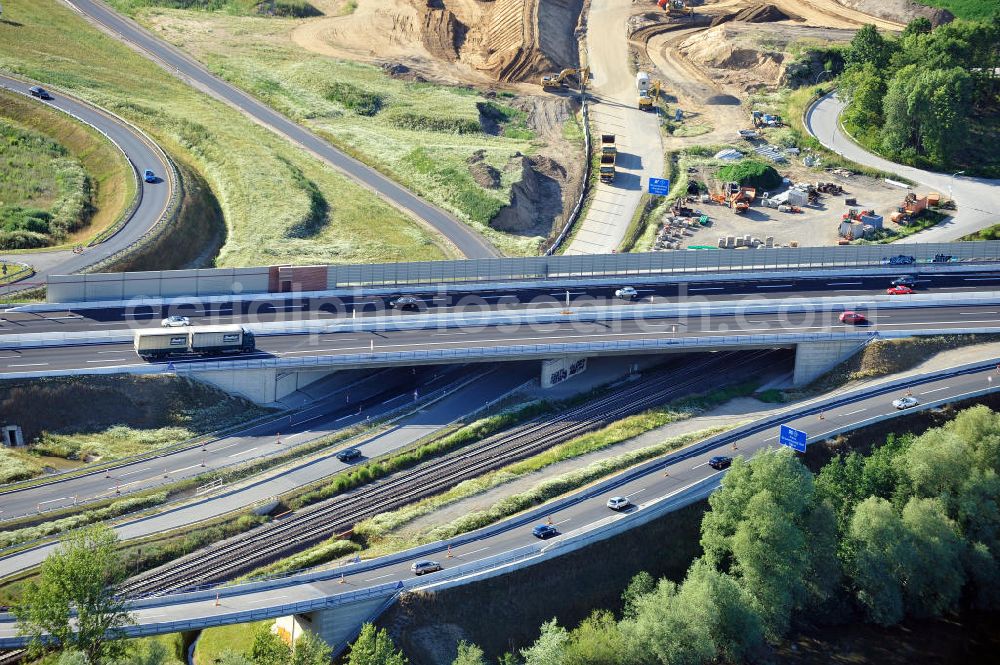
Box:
[600,134,616,183]
[134,325,256,360]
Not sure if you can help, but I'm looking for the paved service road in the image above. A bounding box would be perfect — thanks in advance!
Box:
[2,358,994,641]
[566,0,664,254]
[3,300,1000,376]
[9,271,996,336]
[806,93,1000,241]
[64,0,498,259]
[0,364,534,578]
[0,75,171,295]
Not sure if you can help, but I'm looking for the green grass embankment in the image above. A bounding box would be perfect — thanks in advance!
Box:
[0,0,451,266]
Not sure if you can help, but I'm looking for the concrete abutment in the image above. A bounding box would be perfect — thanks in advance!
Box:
[793,338,868,386]
[189,368,337,405]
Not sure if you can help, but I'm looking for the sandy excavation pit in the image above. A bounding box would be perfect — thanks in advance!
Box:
[293,0,584,85]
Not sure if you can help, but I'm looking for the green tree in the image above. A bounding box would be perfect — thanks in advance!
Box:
[619,579,713,665]
[900,498,965,617]
[563,611,622,665]
[681,560,763,662]
[902,17,932,38]
[119,639,172,665]
[216,653,254,665]
[292,631,334,665]
[13,525,133,664]
[841,63,887,132]
[248,625,291,665]
[843,497,907,625]
[452,641,487,665]
[521,619,568,665]
[621,571,655,620]
[846,24,894,69]
[882,65,973,163]
[347,624,407,665]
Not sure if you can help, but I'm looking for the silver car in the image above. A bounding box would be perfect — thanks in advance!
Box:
[160,315,190,327]
[615,286,638,300]
[606,496,630,511]
[892,396,919,410]
[410,560,442,576]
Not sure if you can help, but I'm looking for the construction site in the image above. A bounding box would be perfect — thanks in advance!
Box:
[138,0,960,253]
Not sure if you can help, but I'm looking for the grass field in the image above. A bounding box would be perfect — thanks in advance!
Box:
[0,375,270,480]
[917,0,1000,20]
[0,0,451,267]
[194,620,271,665]
[110,6,544,255]
[0,89,133,250]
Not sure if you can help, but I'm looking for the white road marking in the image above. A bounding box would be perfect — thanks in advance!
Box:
[626,488,646,498]
[920,386,950,395]
[364,573,393,582]
[756,284,794,289]
[458,546,490,557]
[171,464,201,474]
[120,467,151,477]
[229,447,258,458]
[87,359,128,363]
[691,461,708,469]
[213,441,241,452]
[335,414,353,422]
[763,435,778,442]
[245,595,288,605]
[38,497,67,506]
[827,282,862,286]
[8,362,48,367]
[842,408,866,416]
[688,287,725,291]
[381,396,402,405]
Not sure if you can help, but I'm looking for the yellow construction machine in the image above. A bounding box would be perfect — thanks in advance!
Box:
[656,0,691,15]
[638,80,663,111]
[541,67,589,91]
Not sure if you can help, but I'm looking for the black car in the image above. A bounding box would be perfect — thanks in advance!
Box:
[389,296,421,311]
[708,456,732,470]
[28,86,52,100]
[891,275,917,288]
[336,448,362,463]
[532,524,558,539]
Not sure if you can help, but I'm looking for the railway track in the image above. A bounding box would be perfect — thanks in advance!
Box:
[121,351,778,596]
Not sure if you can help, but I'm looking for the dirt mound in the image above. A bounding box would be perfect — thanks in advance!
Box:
[711,3,796,27]
[679,25,787,91]
[490,155,566,235]
[421,7,464,63]
[467,150,501,189]
[834,0,953,27]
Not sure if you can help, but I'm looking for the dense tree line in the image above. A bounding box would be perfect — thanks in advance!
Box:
[839,17,999,171]
[446,405,1000,664]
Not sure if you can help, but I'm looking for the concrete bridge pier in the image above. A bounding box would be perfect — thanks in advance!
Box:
[541,356,589,388]
[273,591,398,650]
[189,368,337,405]
[793,339,868,387]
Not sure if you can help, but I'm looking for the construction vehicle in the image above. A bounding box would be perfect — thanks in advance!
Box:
[599,134,616,183]
[751,111,783,128]
[639,80,663,111]
[890,193,928,224]
[657,0,691,15]
[541,67,589,91]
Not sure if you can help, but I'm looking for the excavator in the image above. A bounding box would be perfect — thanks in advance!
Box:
[657,0,692,15]
[540,67,590,91]
[638,80,663,111]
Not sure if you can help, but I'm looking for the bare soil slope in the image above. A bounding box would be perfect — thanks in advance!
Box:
[834,0,954,26]
[291,0,583,84]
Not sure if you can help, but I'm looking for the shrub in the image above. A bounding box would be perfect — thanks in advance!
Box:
[717,159,782,190]
[324,82,383,116]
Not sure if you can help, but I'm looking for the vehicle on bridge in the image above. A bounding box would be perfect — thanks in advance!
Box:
[134,324,255,360]
[839,311,867,325]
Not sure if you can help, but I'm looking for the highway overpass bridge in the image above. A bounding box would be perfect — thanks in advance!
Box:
[5,243,1000,401]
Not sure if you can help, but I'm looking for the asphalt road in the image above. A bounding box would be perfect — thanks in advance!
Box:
[805,93,1000,241]
[0,364,535,578]
[0,365,465,519]
[2,356,993,639]
[2,301,999,376]
[64,0,498,259]
[0,75,171,295]
[5,271,1000,336]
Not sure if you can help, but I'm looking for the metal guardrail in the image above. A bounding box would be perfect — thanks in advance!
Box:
[546,95,590,255]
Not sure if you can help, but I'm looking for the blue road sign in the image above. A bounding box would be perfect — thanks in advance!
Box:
[167,362,176,372]
[779,424,807,453]
[648,177,670,196]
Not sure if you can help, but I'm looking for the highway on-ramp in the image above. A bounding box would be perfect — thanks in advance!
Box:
[0,74,172,295]
[2,356,996,644]
[805,93,1000,241]
[63,0,498,259]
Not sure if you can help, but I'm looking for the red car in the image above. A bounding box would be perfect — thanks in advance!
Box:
[887,285,914,295]
[839,311,867,325]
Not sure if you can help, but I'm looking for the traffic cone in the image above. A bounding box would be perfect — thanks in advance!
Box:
[201,459,206,467]
[105,470,111,479]
[339,573,346,585]
[547,515,553,525]
[214,593,220,607]
[447,545,453,558]
[275,432,281,445]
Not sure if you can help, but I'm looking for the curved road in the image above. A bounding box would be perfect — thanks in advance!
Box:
[806,93,1000,241]
[64,0,498,259]
[0,74,172,296]
[2,356,997,644]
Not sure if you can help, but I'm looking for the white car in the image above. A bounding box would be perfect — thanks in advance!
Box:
[614,286,638,300]
[160,315,191,327]
[606,496,630,511]
[892,396,920,410]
